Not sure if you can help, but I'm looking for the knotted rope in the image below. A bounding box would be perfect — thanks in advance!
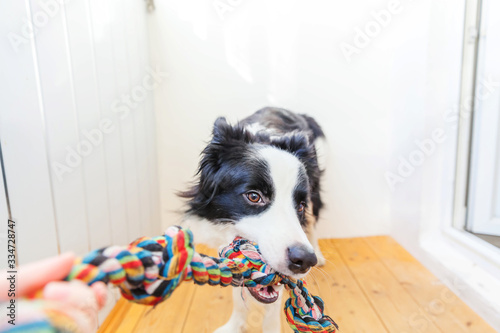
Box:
[6,226,339,333]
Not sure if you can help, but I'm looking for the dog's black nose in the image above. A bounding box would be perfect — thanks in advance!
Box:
[287,245,318,274]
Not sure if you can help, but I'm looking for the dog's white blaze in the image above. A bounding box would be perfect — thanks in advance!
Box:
[235,146,313,277]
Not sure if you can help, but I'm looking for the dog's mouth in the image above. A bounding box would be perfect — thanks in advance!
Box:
[247,283,284,304]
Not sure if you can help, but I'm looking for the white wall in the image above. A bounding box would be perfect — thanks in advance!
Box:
[388,0,500,328]
[148,2,500,326]
[148,0,431,238]
[389,0,465,262]
[0,0,161,265]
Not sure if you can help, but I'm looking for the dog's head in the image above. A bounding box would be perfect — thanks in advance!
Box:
[181,117,320,301]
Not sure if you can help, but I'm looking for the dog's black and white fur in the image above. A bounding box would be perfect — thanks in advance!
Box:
[180,107,326,332]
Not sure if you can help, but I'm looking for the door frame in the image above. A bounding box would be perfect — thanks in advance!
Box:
[413,0,500,328]
[463,0,500,235]
[452,0,482,232]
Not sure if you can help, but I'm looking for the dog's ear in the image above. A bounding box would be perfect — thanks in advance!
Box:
[203,117,256,173]
[211,117,256,145]
[178,117,255,210]
[212,117,230,140]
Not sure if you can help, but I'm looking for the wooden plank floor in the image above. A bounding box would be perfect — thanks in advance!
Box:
[98,237,494,333]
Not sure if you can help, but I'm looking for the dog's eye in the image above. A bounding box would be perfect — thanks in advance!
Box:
[245,192,262,203]
[298,202,306,213]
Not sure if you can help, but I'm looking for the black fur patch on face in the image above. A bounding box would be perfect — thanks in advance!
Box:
[179,118,275,222]
[241,107,324,220]
[294,168,310,225]
[180,115,322,224]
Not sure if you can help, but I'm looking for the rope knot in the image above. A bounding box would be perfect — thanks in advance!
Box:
[63,226,338,332]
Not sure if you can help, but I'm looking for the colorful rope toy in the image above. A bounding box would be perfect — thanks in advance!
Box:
[6,226,339,333]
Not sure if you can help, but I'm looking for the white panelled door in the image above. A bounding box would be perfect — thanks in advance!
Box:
[466,0,500,236]
[0,0,160,265]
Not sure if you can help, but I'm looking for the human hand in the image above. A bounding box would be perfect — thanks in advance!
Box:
[0,253,108,333]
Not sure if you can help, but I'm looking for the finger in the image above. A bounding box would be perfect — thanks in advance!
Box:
[0,252,75,300]
[90,282,108,309]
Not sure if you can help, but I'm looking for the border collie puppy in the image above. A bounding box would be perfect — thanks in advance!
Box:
[180,107,326,333]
